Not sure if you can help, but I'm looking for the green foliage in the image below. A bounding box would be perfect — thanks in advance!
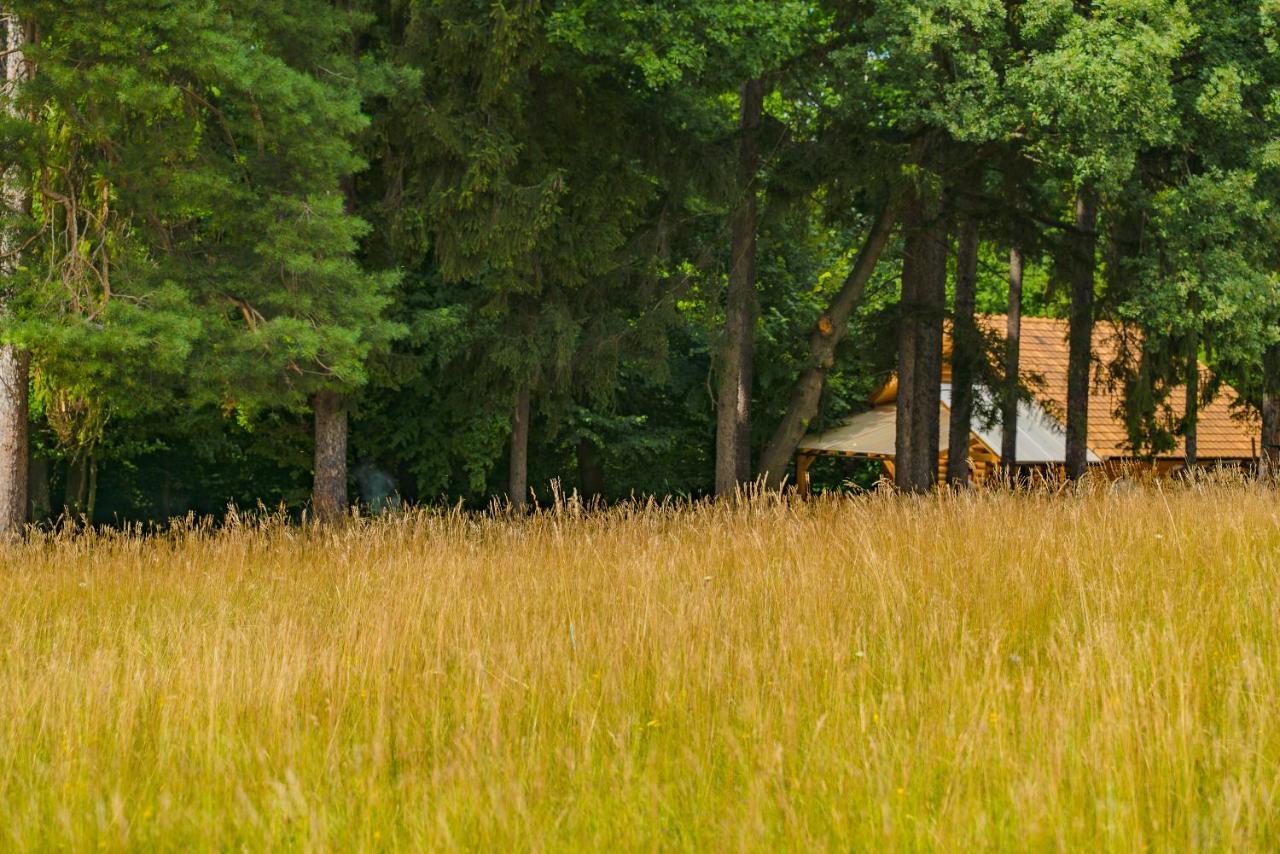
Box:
[6,0,398,430]
[3,0,1279,518]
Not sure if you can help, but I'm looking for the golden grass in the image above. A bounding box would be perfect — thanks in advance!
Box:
[2,481,1280,850]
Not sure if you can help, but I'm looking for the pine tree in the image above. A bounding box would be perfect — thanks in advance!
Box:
[5,0,397,523]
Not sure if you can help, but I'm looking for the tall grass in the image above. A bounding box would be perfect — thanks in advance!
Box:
[2,481,1279,850]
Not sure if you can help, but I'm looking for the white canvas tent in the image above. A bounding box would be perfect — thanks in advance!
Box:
[796,383,1099,472]
[940,384,1100,464]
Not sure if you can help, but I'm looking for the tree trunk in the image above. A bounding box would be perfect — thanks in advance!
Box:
[509,384,530,510]
[0,347,28,531]
[0,12,29,536]
[1184,332,1198,470]
[715,78,763,496]
[576,436,604,503]
[27,449,48,522]
[1001,246,1024,475]
[312,389,348,523]
[896,190,948,493]
[64,455,88,517]
[946,215,979,487]
[86,456,98,523]
[1065,190,1097,481]
[895,213,918,492]
[1262,345,1280,481]
[758,203,897,489]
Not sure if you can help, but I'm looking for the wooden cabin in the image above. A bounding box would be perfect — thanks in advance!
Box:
[795,315,1258,490]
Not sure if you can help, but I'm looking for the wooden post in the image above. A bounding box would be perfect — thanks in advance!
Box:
[796,453,815,497]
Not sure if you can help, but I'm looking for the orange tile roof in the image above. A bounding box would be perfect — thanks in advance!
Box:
[978,315,1257,460]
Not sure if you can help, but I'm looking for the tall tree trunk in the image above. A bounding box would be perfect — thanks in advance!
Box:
[509,384,530,510]
[896,190,948,493]
[715,78,763,496]
[577,436,604,503]
[64,455,88,517]
[1065,190,1097,480]
[86,455,98,524]
[0,348,27,530]
[312,389,348,523]
[946,215,979,487]
[1184,332,1198,470]
[0,11,29,536]
[27,449,48,522]
[894,207,919,492]
[1001,246,1024,475]
[758,204,897,489]
[1262,344,1280,481]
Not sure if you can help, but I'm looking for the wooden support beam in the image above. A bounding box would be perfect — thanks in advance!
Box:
[796,453,815,497]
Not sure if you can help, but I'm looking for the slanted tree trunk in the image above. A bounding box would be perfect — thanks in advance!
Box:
[312,389,348,523]
[577,436,604,503]
[1184,332,1198,470]
[946,215,979,487]
[896,190,948,493]
[715,78,763,496]
[1065,190,1097,481]
[1262,344,1280,481]
[1001,246,1024,476]
[758,204,897,489]
[509,384,531,510]
[0,11,30,536]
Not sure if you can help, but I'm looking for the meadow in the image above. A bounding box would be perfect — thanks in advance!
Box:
[2,481,1279,850]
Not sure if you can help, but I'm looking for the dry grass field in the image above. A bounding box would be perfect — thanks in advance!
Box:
[2,481,1279,850]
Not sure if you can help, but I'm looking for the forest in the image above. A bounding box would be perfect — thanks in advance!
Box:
[2,0,1279,530]
[10,4,1280,847]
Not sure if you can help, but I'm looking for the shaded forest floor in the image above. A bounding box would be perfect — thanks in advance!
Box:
[2,482,1279,849]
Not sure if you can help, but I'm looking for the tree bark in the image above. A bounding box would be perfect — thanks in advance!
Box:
[715,78,763,496]
[895,206,918,492]
[86,455,98,523]
[946,215,979,487]
[1262,344,1280,481]
[1184,332,1198,470]
[64,455,88,517]
[576,436,604,503]
[758,203,897,489]
[312,389,348,523]
[0,347,27,530]
[1065,190,1097,480]
[509,384,530,510]
[896,190,948,493]
[27,448,48,522]
[1001,246,1024,475]
[0,11,30,536]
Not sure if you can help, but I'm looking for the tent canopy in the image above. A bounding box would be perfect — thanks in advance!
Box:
[797,383,1101,464]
